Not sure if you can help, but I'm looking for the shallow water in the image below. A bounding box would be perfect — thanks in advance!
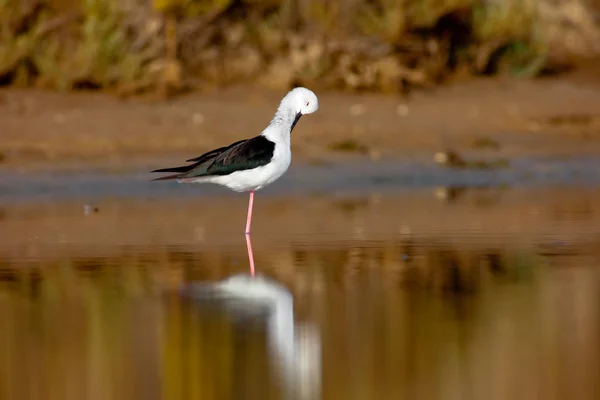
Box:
[2,162,600,400]
[3,155,600,202]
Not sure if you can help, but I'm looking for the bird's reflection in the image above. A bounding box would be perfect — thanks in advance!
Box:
[246,233,255,277]
[181,274,322,399]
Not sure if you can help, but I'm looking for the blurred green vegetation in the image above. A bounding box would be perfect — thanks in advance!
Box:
[0,0,549,95]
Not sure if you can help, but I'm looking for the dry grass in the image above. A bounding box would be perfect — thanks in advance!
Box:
[0,0,594,95]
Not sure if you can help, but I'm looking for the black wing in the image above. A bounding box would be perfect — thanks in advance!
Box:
[150,136,275,181]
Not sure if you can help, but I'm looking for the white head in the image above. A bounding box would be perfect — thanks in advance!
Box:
[265,87,319,139]
[284,87,319,116]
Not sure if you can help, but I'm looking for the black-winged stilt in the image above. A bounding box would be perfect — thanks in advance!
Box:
[151,87,319,274]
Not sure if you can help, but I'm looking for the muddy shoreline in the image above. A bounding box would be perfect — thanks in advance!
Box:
[3,73,600,267]
[2,72,600,174]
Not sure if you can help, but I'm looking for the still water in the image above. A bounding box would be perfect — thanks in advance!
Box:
[1,178,600,399]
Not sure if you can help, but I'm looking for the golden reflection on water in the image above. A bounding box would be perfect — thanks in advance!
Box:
[0,241,599,400]
[1,189,600,400]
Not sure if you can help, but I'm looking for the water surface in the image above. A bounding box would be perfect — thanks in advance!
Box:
[1,163,600,400]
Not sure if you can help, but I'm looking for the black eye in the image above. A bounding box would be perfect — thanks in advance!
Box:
[306,101,310,106]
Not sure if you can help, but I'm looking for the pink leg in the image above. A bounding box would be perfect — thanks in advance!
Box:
[245,190,255,277]
[245,190,255,235]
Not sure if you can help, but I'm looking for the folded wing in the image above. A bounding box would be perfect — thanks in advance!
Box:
[150,136,275,181]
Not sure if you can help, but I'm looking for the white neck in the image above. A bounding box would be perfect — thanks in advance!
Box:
[261,99,298,143]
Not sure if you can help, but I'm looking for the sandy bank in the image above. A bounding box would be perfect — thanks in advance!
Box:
[2,71,600,174]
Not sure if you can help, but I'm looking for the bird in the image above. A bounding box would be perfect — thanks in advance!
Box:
[150,87,319,274]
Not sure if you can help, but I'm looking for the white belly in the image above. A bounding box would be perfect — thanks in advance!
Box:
[211,158,291,192]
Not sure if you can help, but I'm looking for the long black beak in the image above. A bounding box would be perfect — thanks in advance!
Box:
[290,112,302,133]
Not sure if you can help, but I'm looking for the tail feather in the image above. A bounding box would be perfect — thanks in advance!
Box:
[150,164,196,181]
[151,165,194,174]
